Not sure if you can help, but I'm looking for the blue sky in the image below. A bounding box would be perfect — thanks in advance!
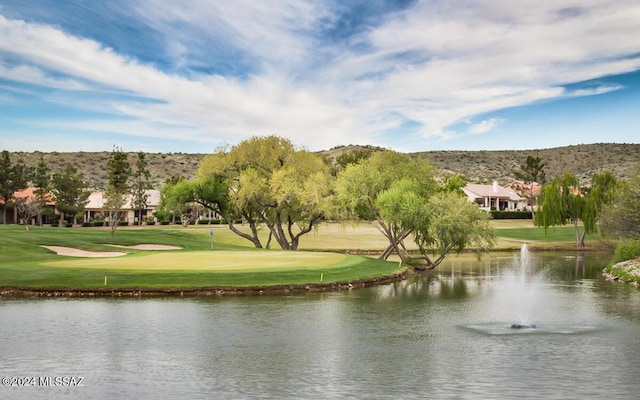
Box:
[1,0,639,153]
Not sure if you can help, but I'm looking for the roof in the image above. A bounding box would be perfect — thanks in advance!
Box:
[462,182,522,201]
[1,187,55,205]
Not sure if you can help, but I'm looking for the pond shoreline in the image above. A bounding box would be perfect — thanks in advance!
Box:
[603,259,640,286]
[0,270,411,298]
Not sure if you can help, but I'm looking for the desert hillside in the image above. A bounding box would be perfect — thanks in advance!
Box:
[7,143,639,189]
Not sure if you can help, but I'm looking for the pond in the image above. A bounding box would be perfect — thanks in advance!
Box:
[1,249,640,399]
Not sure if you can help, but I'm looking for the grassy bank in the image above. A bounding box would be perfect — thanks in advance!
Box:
[0,220,612,293]
[603,239,640,285]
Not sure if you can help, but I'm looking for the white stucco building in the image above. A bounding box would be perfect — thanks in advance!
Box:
[84,189,161,223]
[462,181,524,211]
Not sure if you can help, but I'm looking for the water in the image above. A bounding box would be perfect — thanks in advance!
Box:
[1,251,640,399]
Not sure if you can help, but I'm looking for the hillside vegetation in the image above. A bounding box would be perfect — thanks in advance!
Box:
[7,143,640,189]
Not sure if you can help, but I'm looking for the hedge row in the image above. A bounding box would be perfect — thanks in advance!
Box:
[490,211,533,220]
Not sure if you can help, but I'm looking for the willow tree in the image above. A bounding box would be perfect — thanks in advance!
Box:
[335,151,438,261]
[193,135,334,249]
[535,171,617,248]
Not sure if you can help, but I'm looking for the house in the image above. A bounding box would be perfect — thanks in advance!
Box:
[84,189,161,224]
[462,181,524,211]
[0,187,56,224]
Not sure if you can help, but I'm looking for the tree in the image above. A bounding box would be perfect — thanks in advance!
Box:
[441,174,467,196]
[535,171,617,248]
[0,151,31,224]
[15,196,42,231]
[513,155,546,220]
[131,152,152,224]
[410,192,495,269]
[600,165,640,239]
[375,178,494,268]
[51,164,91,227]
[262,150,333,249]
[104,147,131,236]
[32,156,52,225]
[335,151,439,261]
[335,149,373,170]
[195,136,334,250]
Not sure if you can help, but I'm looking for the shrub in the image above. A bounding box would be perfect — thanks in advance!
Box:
[82,222,94,227]
[160,221,170,225]
[613,240,640,264]
[197,219,211,225]
[118,221,129,226]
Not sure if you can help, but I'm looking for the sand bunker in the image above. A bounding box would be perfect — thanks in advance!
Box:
[42,246,126,258]
[106,244,182,250]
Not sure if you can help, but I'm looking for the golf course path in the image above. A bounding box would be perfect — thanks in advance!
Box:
[41,246,127,258]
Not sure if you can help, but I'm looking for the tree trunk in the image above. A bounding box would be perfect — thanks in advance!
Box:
[225,215,263,248]
[573,218,585,248]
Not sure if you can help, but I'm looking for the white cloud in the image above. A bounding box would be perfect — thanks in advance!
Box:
[467,118,506,135]
[1,1,640,152]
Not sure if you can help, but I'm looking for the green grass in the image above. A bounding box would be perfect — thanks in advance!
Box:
[0,219,611,291]
[494,225,596,242]
[0,225,403,290]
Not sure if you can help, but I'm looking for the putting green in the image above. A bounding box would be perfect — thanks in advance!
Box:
[41,250,349,272]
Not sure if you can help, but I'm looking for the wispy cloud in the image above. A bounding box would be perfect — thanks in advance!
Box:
[1,1,640,152]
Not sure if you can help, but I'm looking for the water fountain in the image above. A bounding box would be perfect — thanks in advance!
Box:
[508,243,538,330]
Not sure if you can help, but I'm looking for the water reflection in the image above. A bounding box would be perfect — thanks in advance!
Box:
[2,251,640,399]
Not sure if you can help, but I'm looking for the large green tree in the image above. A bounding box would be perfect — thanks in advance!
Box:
[335,151,439,261]
[104,147,131,236]
[181,135,334,250]
[535,171,617,248]
[374,177,494,268]
[0,151,31,224]
[51,164,91,227]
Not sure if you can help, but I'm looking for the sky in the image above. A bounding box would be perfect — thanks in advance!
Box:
[1,0,639,154]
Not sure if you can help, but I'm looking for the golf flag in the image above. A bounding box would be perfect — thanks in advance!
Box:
[210,229,214,238]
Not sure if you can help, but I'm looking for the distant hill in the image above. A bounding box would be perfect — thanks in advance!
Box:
[7,143,640,189]
[329,143,640,184]
[8,152,205,190]
[414,143,640,183]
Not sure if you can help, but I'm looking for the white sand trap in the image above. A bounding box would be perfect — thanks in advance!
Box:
[42,245,127,258]
[106,244,182,250]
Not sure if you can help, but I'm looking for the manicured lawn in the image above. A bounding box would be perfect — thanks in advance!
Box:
[494,225,598,243]
[0,225,403,289]
[0,219,610,291]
